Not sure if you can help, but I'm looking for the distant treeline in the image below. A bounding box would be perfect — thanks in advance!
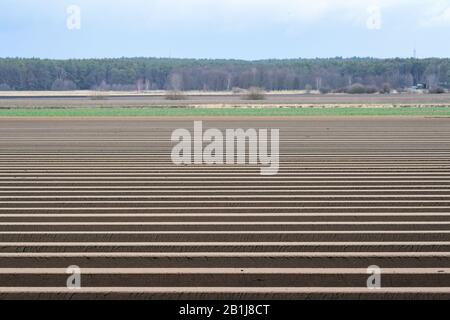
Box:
[0,57,449,92]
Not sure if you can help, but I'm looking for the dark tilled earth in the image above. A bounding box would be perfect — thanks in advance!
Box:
[0,117,450,299]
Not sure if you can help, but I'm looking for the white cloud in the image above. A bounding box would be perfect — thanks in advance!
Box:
[38,0,450,31]
[420,0,450,27]
[145,0,365,24]
[134,0,439,29]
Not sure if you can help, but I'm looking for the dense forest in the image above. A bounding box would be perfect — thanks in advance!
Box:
[0,57,449,92]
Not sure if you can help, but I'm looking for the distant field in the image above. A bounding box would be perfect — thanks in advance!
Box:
[1,92,450,109]
[0,90,238,97]
[1,107,450,117]
[1,91,449,117]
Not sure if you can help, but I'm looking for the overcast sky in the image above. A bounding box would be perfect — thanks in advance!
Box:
[0,0,449,59]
